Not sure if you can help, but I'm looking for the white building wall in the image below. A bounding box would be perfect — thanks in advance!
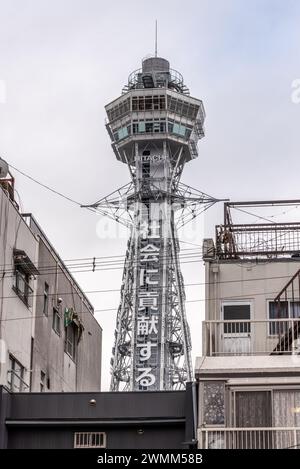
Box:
[207,259,300,321]
[0,187,38,390]
[0,185,102,393]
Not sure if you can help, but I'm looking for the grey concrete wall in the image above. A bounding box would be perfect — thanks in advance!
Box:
[4,390,188,449]
[8,390,186,420]
[7,425,184,449]
[30,229,102,392]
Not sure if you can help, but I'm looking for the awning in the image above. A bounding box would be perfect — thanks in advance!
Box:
[13,249,39,276]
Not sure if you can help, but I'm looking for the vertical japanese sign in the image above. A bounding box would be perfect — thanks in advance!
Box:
[134,215,161,389]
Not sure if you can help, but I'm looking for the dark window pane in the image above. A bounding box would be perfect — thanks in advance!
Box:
[290,301,300,318]
[223,304,250,334]
[269,301,288,335]
[236,391,272,427]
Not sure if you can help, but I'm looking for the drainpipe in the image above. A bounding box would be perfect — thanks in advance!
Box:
[192,381,198,447]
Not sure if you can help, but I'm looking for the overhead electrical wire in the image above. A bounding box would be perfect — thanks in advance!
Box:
[0,272,298,302]
[8,163,84,207]
[0,246,203,269]
[0,287,297,322]
[10,162,299,229]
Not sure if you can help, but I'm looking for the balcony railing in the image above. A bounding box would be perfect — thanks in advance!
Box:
[202,319,300,356]
[199,428,300,449]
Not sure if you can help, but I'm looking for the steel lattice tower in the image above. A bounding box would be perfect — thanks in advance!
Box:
[84,56,221,391]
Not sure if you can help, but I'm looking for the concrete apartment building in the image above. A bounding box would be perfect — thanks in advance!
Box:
[197,201,300,449]
[0,170,102,393]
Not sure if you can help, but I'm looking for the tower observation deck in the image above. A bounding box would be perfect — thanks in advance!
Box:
[84,55,221,391]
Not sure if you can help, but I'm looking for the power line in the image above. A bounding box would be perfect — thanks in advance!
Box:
[0,288,297,322]
[0,252,204,278]
[0,272,299,302]
[0,246,203,270]
[9,163,83,207]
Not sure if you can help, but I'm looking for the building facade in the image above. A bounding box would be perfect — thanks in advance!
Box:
[0,173,102,393]
[0,385,196,449]
[197,201,300,449]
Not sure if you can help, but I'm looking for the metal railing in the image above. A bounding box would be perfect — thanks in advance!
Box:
[199,428,300,449]
[216,223,300,259]
[123,68,190,95]
[202,319,300,356]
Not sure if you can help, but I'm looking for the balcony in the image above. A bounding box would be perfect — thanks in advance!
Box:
[198,428,300,449]
[202,319,300,356]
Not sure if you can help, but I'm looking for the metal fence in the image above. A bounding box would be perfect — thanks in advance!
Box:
[216,223,300,259]
[199,428,300,449]
[202,319,300,356]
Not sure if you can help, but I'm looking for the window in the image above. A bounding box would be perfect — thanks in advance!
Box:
[65,323,77,360]
[52,306,61,335]
[234,391,272,427]
[74,432,106,449]
[13,267,33,307]
[167,96,199,119]
[145,122,153,133]
[106,98,130,121]
[132,120,166,135]
[7,355,26,392]
[117,126,129,140]
[273,390,300,427]
[172,123,186,137]
[225,388,300,449]
[43,283,49,316]
[223,303,251,334]
[268,300,300,335]
[167,120,192,140]
[40,371,46,392]
[131,95,165,112]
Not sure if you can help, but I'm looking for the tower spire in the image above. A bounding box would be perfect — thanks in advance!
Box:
[155,20,158,57]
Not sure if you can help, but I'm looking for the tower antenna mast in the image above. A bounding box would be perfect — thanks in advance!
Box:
[155,20,158,57]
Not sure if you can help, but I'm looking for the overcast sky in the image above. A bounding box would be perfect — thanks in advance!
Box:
[0,0,299,390]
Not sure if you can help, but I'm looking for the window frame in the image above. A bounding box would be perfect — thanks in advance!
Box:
[40,370,46,392]
[221,301,252,336]
[267,299,300,336]
[64,322,77,361]
[13,267,33,307]
[52,306,61,336]
[228,385,300,428]
[43,282,49,316]
[7,354,26,392]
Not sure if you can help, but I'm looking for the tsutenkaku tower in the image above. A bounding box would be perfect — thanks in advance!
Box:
[85,55,219,391]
